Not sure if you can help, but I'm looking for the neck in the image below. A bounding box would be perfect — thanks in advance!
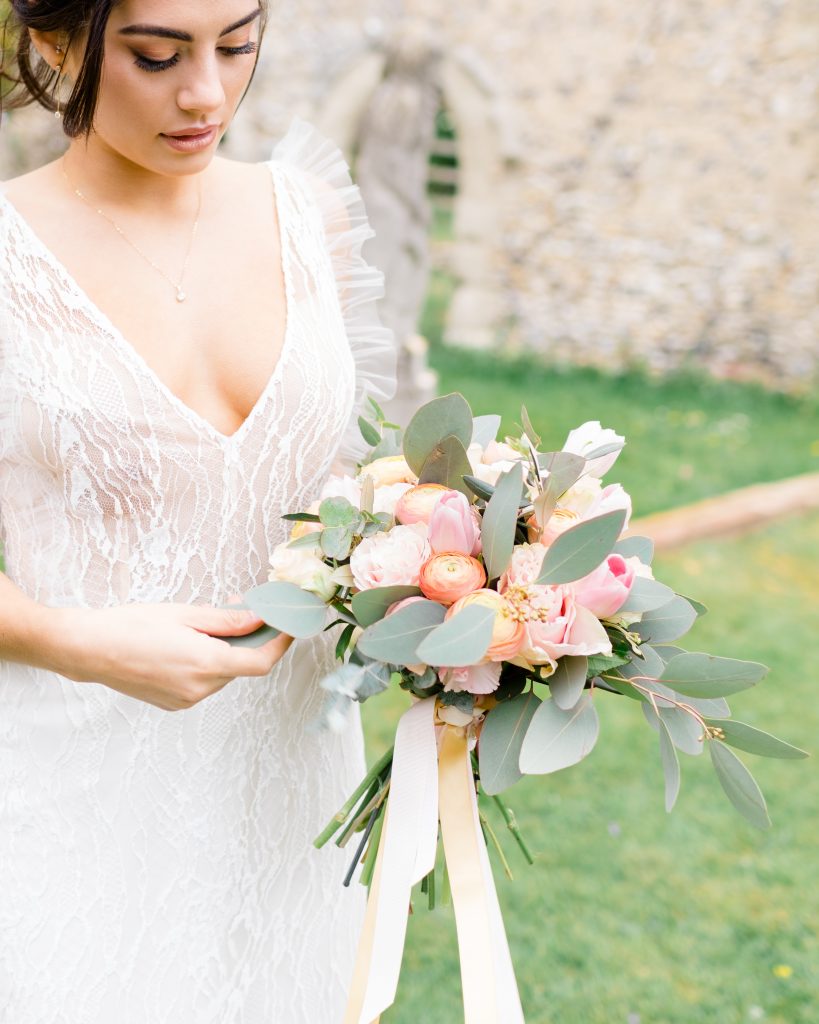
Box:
[63,135,209,219]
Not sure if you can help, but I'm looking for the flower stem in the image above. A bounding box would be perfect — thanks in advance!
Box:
[313,746,394,849]
[490,795,535,865]
[359,800,386,891]
[342,805,379,888]
[479,810,514,881]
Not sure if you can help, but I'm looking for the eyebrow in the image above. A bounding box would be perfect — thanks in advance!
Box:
[119,8,261,42]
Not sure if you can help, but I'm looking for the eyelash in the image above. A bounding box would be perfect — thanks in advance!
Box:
[134,42,258,73]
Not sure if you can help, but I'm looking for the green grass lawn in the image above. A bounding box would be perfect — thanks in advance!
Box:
[418,271,819,517]
[361,513,819,1024]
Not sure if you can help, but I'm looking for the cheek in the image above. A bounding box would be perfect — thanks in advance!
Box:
[93,59,161,133]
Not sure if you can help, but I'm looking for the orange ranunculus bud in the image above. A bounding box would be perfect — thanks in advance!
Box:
[445,588,526,660]
[418,552,487,606]
[394,483,451,525]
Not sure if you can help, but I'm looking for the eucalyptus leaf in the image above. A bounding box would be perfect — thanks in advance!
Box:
[658,716,681,812]
[536,451,586,496]
[478,690,541,795]
[482,461,525,580]
[367,396,387,421]
[463,475,496,502]
[244,580,328,638]
[583,440,625,461]
[320,659,391,702]
[619,577,676,614]
[358,416,382,447]
[519,694,600,775]
[709,741,771,830]
[472,414,502,448]
[549,656,588,710]
[281,512,322,523]
[320,525,356,560]
[634,596,697,644]
[220,623,282,648]
[586,651,631,676]
[705,719,809,760]
[535,509,627,585]
[363,428,403,463]
[415,604,496,667]
[659,652,767,698]
[350,585,423,627]
[403,393,473,475]
[520,406,541,448]
[678,594,708,618]
[617,644,665,685]
[359,474,375,515]
[418,433,473,496]
[439,690,475,714]
[319,497,359,528]
[613,535,654,564]
[643,704,704,756]
[286,532,323,551]
[356,598,446,664]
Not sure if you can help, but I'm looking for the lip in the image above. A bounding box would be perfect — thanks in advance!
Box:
[160,125,219,152]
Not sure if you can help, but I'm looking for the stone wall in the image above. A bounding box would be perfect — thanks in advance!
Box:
[2,0,816,388]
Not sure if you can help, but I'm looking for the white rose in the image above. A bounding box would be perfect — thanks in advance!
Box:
[373,481,414,516]
[321,473,361,505]
[269,544,338,602]
[563,421,625,478]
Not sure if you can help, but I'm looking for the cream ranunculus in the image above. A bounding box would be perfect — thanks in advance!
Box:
[269,543,338,602]
[358,455,417,488]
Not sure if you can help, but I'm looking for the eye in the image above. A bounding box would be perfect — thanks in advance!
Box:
[134,53,181,73]
[219,42,258,57]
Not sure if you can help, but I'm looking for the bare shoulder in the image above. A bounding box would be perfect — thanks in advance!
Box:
[1,159,63,205]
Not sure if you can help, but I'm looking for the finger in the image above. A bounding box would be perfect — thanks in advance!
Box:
[220,633,294,678]
[187,605,265,637]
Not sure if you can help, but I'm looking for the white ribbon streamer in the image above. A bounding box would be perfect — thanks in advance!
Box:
[356,697,439,1024]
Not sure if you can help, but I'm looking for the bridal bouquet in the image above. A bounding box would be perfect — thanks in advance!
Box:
[233,393,805,1023]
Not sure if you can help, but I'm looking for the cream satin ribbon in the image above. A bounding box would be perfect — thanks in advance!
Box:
[343,698,525,1024]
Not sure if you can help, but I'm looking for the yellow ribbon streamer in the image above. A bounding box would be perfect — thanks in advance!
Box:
[438,725,499,1023]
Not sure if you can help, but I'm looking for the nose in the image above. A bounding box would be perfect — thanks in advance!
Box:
[175,55,225,116]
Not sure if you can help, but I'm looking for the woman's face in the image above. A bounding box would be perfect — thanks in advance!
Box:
[74,0,263,174]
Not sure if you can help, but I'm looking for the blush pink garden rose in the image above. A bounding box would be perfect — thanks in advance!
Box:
[427,489,482,556]
[350,522,430,591]
[572,553,636,620]
[445,588,526,662]
[438,661,502,696]
[498,542,548,592]
[394,483,451,525]
[507,585,613,670]
[419,552,486,605]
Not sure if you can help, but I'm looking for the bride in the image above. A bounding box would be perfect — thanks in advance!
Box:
[0,1,395,1020]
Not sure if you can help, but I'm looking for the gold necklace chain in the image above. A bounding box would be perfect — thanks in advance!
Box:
[60,157,202,303]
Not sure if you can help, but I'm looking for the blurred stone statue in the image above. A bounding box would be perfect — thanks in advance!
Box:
[354,20,443,414]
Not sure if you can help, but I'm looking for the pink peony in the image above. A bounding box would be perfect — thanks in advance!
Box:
[428,489,482,556]
[498,542,548,591]
[572,553,635,620]
[350,522,430,591]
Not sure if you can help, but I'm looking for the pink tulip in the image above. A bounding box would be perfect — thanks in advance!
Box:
[427,490,482,556]
[572,554,635,619]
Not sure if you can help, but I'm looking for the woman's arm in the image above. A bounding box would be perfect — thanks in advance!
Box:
[0,571,292,711]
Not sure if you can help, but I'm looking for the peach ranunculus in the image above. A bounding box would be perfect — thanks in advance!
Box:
[349,522,430,591]
[419,552,486,605]
[358,455,418,488]
[394,483,451,525]
[571,553,636,620]
[504,584,612,669]
[427,489,482,556]
[445,588,526,662]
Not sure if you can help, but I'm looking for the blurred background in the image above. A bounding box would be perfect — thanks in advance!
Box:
[2,2,818,1021]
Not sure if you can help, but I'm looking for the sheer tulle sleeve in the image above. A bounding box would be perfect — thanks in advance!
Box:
[270,115,397,473]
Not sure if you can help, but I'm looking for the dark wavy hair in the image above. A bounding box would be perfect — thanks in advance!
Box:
[0,1,267,139]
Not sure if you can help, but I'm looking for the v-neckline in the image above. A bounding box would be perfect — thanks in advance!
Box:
[0,160,293,446]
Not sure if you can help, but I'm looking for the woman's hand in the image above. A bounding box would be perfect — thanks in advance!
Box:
[39,601,293,712]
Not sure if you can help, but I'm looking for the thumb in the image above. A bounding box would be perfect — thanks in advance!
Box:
[187,604,265,637]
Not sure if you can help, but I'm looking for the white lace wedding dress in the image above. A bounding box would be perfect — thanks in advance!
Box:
[0,116,395,1024]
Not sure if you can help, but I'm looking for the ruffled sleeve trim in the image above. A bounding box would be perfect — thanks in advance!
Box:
[270,115,397,471]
